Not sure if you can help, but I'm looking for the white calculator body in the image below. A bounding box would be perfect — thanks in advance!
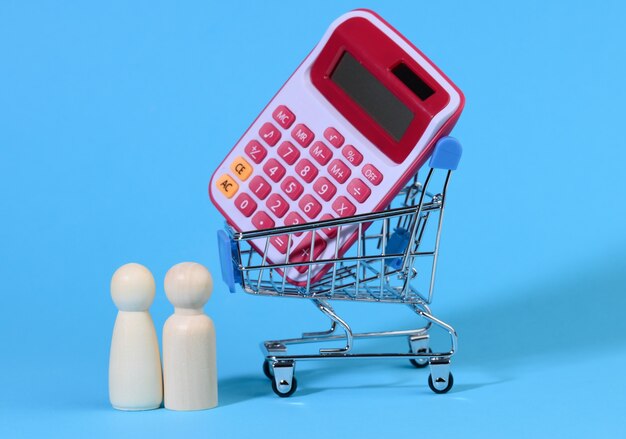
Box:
[210,9,464,285]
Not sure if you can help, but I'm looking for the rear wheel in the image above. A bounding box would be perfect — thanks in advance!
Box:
[409,348,432,368]
[262,360,274,380]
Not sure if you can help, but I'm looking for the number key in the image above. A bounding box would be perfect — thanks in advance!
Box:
[284,212,306,237]
[295,159,318,183]
[234,193,257,217]
[280,176,304,201]
[263,158,286,182]
[266,193,289,218]
[277,141,300,165]
[313,177,336,202]
[248,175,271,200]
[299,194,322,219]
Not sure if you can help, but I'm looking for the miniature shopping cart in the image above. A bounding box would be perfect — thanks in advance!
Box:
[218,137,462,397]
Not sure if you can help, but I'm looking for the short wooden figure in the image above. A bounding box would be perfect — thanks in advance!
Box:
[109,263,163,410]
[163,262,217,411]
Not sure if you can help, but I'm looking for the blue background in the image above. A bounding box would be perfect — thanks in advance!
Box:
[1,0,625,437]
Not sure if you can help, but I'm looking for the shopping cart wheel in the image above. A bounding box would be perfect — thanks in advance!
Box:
[262,360,274,380]
[409,348,432,368]
[428,372,454,394]
[271,376,298,398]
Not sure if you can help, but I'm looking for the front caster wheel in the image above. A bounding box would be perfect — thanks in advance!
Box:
[271,376,298,398]
[262,360,274,380]
[428,372,454,394]
[409,348,432,368]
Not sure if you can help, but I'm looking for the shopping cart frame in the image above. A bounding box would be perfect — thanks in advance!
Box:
[218,137,462,397]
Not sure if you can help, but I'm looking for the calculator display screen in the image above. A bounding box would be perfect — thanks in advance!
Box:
[331,51,413,141]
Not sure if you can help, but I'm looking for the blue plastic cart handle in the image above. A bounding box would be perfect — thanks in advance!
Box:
[429,136,462,170]
[217,229,240,294]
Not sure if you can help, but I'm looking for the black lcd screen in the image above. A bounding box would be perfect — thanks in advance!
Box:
[330,51,413,141]
[392,62,435,101]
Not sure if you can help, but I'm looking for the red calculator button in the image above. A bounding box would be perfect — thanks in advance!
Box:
[263,158,286,183]
[362,164,383,186]
[244,140,267,164]
[277,141,300,165]
[324,127,344,148]
[280,176,304,201]
[290,235,327,273]
[291,123,314,147]
[259,122,281,146]
[320,213,338,238]
[332,196,356,218]
[327,159,351,184]
[234,193,257,217]
[299,194,322,219]
[310,141,333,166]
[252,211,275,230]
[313,177,336,202]
[266,193,289,218]
[248,175,271,200]
[295,159,318,183]
[270,235,289,254]
[342,145,363,166]
[284,212,306,236]
[272,105,295,129]
[347,178,371,203]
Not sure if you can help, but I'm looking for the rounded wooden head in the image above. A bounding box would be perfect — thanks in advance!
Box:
[164,262,213,310]
[110,263,156,311]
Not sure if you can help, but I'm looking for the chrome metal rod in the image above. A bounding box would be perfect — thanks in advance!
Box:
[314,299,353,354]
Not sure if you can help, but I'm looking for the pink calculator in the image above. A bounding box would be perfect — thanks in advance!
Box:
[209,9,464,285]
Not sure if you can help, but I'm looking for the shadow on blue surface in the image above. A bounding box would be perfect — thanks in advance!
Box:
[449,252,626,370]
[219,252,626,403]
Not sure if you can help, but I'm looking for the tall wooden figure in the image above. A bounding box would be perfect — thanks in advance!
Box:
[163,262,217,410]
[109,263,163,410]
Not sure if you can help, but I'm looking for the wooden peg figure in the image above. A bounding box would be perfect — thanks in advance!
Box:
[163,262,217,410]
[109,263,163,410]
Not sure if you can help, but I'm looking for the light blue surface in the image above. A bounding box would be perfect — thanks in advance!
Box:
[2,0,626,437]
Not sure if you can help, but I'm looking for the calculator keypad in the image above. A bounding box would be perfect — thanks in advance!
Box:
[272,105,295,129]
[291,124,314,147]
[295,159,318,183]
[310,141,333,166]
[245,140,267,164]
[324,127,344,148]
[249,175,271,200]
[263,158,286,183]
[259,122,281,146]
[217,104,381,276]
[280,176,304,201]
[277,141,300,165]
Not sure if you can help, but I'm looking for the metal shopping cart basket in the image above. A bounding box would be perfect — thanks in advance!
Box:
[217,137,462,397]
